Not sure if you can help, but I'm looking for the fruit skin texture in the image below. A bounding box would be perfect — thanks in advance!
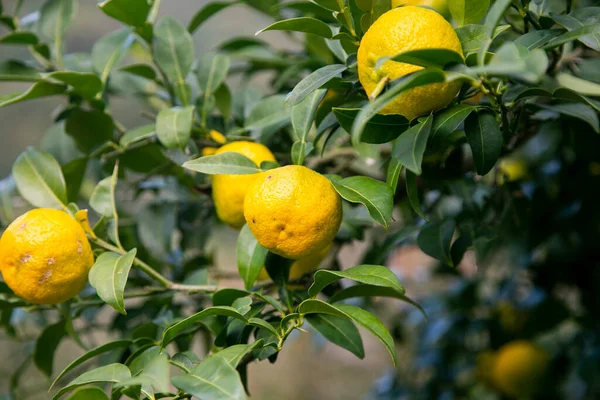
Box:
[0,208,94,305]
[257,243,332,281]
[211,141,276,229]
[492,340,549,398]
[357,6,463,119]
[244,165,342,259]
[392,0,449,18]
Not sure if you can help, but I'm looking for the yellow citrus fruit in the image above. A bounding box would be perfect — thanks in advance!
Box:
[211,141,276,229]
[209,130,227,144]
[257,243,332,281]
[0,208,94,305]
[202,147,218,156]
[392,0,449,17]
[357,6,463,119]
[244,165,342,259]
[497,158,528,186]
[492,341,549,398]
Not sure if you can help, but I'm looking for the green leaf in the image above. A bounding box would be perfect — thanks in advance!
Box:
[291,140,315,165]
[244,94,291,139]
[248,318,280,337]
[37,0,77,63]
[119,64,157,80]
[153,16,194,105]
[554,89,600,113]
[189,2,238,33]
[334,108,409,144]
[92,28,134,85]
[0,81,66,107]
[544,23,600,50]
[351,69,445,142]
[286,64,348,106]
[12,147,67,209]
[197,53,231,121]
[172,356,247,400]
[116,349,170,395]
[53,364,131,400]
[537,103,599,133]
[330,176,394,228]
[0,31,38,45]
[335,304,397,366]
[472,43,548,83]
[308,264,405,297]
[98,0,152,27]
[376,49,464,70]
[120,124,155,147]
[292,88,326,140]
[313,0,340,11]
[183,152,261,175]
[417,220,455,266]
[406,169,427,220]
[449,0,490,27]
[214,83,233,121]
[430,104,476,145]
[482,0,511,38]
[156,106,195,149]
[386,156,403,194]
[0,60,40,82]
[50,340,133,391]
[551,8,600,51]
[213,340,265,368]
[65,387,108,400]
[90,178,114,218]
[456,24,510,55]
[34,320,66,376]
[257,17,333,39]
[556,73,600,98]
[514,29,563,50]
[65,109,114,153]
[306,313,364,359]
[89,249,136,315]
[212,289,250,307]
[391,114,433,175]
[161,306,248,346]
[464,110,503,175]
[371,0,391,23]
[329,284,427,318]
[237,225,268,290]
[44,72,102,99]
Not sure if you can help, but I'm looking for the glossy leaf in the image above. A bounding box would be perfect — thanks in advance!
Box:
[551,8,600,51]
[308,264,405,297]
[417,220,455,266]
[34,320,66,376]
[197,52,231,99]
[457,24,510,55]
[0,31,38,45]
[286,64,347,106]
[334,108,409,144]
[431,104,476,145]
[37,0,76,62]
[162,306,248,346]
[98,0,152,27]
[391,114,433,175]
[90,177,115,218]
[89,250,137,315]
[171,356,247,400]
[0,81,66,107]
[120,124,155,147]
[257,17,333,39]
[537,103,599,133]
[92,28,134,85]
[464,110,503,175]
[376,48,464,70]
[244,94,291,139]
[406,169,427,220]
[330,176,394,228]
[65,109,114,153]
[183,152,260,175]
[44,72,102,99]
[50,340,133,390]
[189,2,237,33]
[306,313,364,359]
[53,364,131,400]
[65,387,108,400]
[212,340,265,368]
[292,88,326,141]
[237,225,268,290]
[449,0,490,26]
[12,147,67,209]
[156,106,195,149]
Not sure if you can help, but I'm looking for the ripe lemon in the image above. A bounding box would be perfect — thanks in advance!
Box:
[357,6,463,119]
[492,341,548,398]
[392,0,449,17]
[497,158,528,186]
[244,166,342,259]
[211,141,276,229]
[257,243,332,281]
[0,208,94,305]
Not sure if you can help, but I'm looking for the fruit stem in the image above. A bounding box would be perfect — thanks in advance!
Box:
[369,76,390,101]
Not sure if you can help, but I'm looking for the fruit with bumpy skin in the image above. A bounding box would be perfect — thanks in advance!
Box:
[244,166,342,259]
[211,141,276,229]
[257,243,332,281]
[392,0,449,18]
[357,6,463,119]
[492,341,548,398]
[0,208,94,304]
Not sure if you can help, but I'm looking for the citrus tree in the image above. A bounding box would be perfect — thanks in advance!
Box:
[0,0,599,399]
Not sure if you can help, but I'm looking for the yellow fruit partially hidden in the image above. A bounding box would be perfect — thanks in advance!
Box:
[244,165,342,259]
[0,208,94,305]
[492,341,549,399]
[357,6,463,119]
[212,141,276,229]
[392,0,449,17]
[257,243,332,281]
[497,158,528,186]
